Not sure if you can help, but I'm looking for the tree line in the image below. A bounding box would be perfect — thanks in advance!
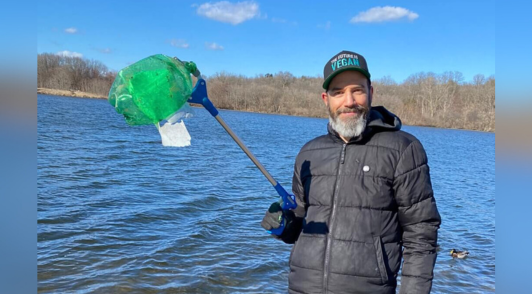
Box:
[37,53,494,132]
[205,71,494,132]
[38,53,115,96]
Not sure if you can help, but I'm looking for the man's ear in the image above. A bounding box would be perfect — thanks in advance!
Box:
[369,86,374,105]
[321,92,328,106]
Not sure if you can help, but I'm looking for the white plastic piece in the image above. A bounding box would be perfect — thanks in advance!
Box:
[157,120,191,147]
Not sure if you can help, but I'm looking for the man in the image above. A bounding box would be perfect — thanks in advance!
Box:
[261,50,441,294]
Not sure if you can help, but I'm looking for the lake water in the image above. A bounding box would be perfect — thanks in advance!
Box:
[38,95,495,293]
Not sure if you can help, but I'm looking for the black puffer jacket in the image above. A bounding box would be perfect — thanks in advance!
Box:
[280,106,441,294]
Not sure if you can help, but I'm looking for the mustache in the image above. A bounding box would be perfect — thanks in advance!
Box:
[335,104,369,116]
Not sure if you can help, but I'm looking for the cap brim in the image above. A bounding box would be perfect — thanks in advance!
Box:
[322,67,371,90]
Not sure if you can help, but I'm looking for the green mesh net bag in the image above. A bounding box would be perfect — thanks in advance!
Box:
[108,54,197,126]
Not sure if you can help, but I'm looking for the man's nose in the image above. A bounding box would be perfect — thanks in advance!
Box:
[343,91,355,107]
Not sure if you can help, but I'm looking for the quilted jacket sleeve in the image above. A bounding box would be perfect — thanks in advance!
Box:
[393,140,441,294]
[277,155,307,244]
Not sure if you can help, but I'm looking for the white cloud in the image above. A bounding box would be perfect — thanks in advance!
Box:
[56,50,83,58]
[271,17,287,23]
[205,42,224,51]
[64,27,78,34]
[98,48,112,54]
[196,1,259,25]
[350,6,419,23]
[169,39,190,49]
[256,12,267,20]
[317,21,331,30]
[271,17,297,25]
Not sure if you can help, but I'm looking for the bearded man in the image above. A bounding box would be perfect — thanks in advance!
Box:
[261,50,441,294]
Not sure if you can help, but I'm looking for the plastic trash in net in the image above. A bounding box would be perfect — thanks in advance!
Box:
[108,54,197,126]
[108,54,199,147]
[156,104,194,147]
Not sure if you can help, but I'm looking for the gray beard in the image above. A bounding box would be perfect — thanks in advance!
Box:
[329,114,367,140]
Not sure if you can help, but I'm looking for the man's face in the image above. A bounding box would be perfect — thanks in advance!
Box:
[321,70,373,140]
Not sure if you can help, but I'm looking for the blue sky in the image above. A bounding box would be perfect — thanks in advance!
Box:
[37,0,495,83]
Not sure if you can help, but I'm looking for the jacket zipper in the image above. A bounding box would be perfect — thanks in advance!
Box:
[323,143,347,293]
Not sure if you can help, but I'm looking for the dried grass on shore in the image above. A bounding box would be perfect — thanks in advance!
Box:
[37,88,107,99]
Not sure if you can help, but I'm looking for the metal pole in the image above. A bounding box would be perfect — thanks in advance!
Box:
[214,115,277,187]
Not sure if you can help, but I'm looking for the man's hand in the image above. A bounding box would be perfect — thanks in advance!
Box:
[261,201,286,231]
[261,200,303,244]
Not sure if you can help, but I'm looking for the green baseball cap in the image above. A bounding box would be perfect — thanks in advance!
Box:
[323,50,371,90]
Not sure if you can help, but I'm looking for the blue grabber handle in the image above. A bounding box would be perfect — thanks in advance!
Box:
[188,78,219,117]
[189,78,297,236]
[268,183,297,236]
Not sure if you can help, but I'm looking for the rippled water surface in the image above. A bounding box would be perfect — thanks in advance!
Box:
[38,95,495,293]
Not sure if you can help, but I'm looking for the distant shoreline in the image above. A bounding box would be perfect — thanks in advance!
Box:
[37,90,494,133]
[37,88,107,99]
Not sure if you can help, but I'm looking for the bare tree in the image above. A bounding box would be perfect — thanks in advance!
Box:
[37,53,116,96]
